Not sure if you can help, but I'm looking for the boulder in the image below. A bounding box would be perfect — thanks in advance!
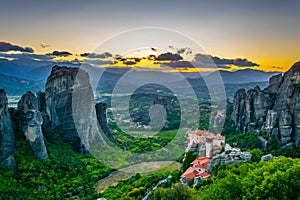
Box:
[261,154,273,161]
[280,142,293,150]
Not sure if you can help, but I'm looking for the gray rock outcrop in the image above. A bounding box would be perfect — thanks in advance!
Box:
[207,151,252,172]
[231,88,246,132]
[45,66,108,153]
[18,91,48,160]
[95,102,115,141]
[266,73,283,94]
[37,91,50,127]
[261,154,273,161]
[231,62,300,147]
[0,89,16,169]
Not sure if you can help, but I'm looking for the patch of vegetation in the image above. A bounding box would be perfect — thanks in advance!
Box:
[181,151,198,172]
[226,132,263,150]
[108,122,178,153]
[153,183,198,200]
[100,171,180,200]
[0,127,111,200]
[152,157,300,200]
[270,145,300,158]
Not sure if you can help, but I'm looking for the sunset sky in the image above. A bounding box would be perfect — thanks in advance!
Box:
[1,0,300,72]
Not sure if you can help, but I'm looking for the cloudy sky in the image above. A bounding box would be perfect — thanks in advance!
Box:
[1,0,300,71]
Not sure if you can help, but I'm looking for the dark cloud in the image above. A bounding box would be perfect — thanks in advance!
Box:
[167,46,192,55]
[156,52,183,61]
[195,54,259,67]
[232,58,259,67]
[176,47,192,55]
[122,57,142,65]
[146,55,156,60]
[0,41,34,53]
[160,61,230,69]
[112,55,142,65]
[80,52,112,58]
[123,61,137,65]
[0,52,52,61]
[176,48,185,54]
[161,61,194,69]
[272,66,283,70]
[194,54,215,64]
[47,51,72,57]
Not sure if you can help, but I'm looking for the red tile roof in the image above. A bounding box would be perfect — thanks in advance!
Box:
[191,157,211,169]
[180,167,198,181]
[197,171,211,179]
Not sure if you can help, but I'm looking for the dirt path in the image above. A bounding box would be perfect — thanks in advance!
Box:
[96,161,181,193]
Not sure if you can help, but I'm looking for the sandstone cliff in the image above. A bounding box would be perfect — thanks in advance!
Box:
[231,62,300,148]
[45,66,108,153]
[0,89,16,169]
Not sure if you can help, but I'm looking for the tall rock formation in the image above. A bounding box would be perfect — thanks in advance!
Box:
[231,88,246,132]
[231,61,300,147]
[95,102,115,141]
[18,91,48,160]
[36,91,50,127]
[266,74,283,94]
[0,89,16,169]
[45,66,108,153]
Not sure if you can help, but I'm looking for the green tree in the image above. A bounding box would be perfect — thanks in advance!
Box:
[249,148,263,162]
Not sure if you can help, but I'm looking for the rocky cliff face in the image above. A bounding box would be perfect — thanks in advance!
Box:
[231,88,246,132]
[18,91,48,160]
[36,91,50,127]
[95,102,115,141]
[0,89,16,169]
[232,62,300,148]
[45,66,108,153]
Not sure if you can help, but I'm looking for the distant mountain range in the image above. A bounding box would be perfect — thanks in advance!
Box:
[0,58,280,96]
[0,58,81,81]
[0,73,43,95]
[208,69,280,84]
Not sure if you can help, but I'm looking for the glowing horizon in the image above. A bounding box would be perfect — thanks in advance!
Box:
[1,1,300,72]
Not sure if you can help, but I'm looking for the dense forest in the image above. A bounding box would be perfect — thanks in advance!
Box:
[1,100,300,199]
[0,126,111,199]
[97,156,300,200]
[153,157,300,200]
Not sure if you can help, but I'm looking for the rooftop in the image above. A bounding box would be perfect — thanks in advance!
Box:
[197,171,211,179]
[180,167,198,181]
[191,157,211,169]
